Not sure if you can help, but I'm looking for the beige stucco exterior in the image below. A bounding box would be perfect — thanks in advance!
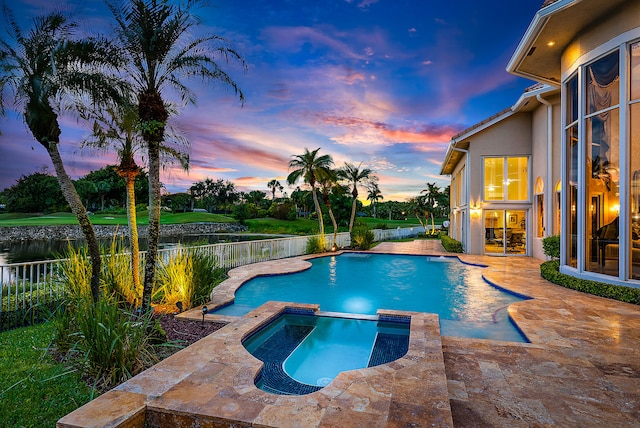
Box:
[445,0,640,286]
[562,1,640,75]
[442,88,561,259]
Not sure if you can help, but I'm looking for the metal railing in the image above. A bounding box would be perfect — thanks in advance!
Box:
[0,226,422,331]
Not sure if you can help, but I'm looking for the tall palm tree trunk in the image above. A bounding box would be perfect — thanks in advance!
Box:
[322,192,338,247]
[143,141,161,309]
[311,188,325,237]
[349,193,358,232]
[327,206,338,247]
[48,143,101,302]
[121,170,140,295]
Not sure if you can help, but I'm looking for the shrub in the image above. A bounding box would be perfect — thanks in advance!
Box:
[350,223,375,250]
[153,246,194,309]
[440,234,463,253]
[540,260,640,305]
[306,236,326,254]
[70,297,163,390]
[57,243,92,301]
[191,250,227,307]
[375,223,388,230]
[542,235,560,259]
[269,202,297,220]
[234,203,259,224]
[100,236,138,305]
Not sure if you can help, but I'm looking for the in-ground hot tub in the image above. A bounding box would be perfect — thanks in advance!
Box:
[242,308,410,395]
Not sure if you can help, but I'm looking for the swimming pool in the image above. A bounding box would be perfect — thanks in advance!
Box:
[213,253,529,342]
[242,311,410,393]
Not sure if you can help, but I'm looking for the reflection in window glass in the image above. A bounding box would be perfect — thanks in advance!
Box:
[484,158,503,201]
[631,42,640,102]
[630,104,640,279]
[586,108,619,275]
[567,75,578,124]
[586,51,619,115]
[567,125,578,268]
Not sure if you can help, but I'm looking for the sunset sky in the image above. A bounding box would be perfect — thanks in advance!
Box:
[0,0,543,201]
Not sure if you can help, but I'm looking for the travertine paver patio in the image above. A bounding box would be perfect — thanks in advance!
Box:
[58,240,640,427]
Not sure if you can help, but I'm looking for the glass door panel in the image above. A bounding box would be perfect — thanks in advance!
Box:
[485,210,505,254]
[484,210,527,255]
[506,210,527,255]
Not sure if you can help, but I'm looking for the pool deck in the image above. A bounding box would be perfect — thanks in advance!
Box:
[58,240,640,427]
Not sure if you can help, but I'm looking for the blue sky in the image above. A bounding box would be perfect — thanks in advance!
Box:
[0,0,543,201]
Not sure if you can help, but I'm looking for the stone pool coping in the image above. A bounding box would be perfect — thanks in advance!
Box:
[57,301,453,427]
[57,242,640,426]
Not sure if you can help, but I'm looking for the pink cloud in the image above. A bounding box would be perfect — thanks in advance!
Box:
[313,114,461,145]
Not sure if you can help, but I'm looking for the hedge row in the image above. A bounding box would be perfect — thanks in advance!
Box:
[540,260,640,305]
[440,234,463,253]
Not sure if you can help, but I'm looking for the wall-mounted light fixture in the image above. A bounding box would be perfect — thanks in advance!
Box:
[470,203,482,219]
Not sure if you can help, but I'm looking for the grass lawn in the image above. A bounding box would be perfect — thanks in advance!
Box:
[0,211,436,237]
[0,323,94,427]
[0,211,236,227]
[243,217,320,235]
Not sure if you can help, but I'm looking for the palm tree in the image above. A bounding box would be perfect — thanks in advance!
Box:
[287,148,334,238]
[267,179,283,201]
[420,182,441,234]
[338,162,377,232]
[317,170,342,248]
[366,184,383,219]
[0,8,123,303]
[408,196,429,234]
[107,0,246,309]
[81,100,189,300]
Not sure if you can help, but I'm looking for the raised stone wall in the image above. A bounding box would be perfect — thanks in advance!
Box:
[0,223,247,243]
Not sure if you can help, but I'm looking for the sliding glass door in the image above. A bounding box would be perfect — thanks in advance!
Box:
[484,210,527,255]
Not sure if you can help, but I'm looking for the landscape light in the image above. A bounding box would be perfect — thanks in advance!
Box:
[201,305,208,324]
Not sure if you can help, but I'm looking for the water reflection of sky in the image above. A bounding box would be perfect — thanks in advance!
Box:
[230,253,529,341]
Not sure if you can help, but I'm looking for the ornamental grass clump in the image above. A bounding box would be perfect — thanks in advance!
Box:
[57,243,92,301]
[153,245,194,310]
[190,250,226,307]
[101,236,139,305]
[306,235,326,254]
[70,297,163,390]
[350,222,375,250]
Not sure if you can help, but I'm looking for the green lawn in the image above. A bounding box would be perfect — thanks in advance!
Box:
[0,211,236,227]
[243,217,320,235]
[0,211,433,236]
[0,323,94,427]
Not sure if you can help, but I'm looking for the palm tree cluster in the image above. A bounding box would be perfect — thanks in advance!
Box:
[286,148,380,248]
[0,1,246,309]
[408,182,450,234]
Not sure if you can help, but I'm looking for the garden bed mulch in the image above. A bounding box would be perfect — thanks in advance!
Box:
[157,315,227,347]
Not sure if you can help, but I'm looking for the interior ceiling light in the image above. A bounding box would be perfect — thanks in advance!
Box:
[547,41,556,47]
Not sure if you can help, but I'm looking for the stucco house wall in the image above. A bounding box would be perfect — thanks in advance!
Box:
[462,113,533,255]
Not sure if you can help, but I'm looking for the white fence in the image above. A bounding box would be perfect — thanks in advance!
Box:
[0,226,421,330]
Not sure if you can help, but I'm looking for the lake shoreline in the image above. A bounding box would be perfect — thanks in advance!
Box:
[0,223,248,243]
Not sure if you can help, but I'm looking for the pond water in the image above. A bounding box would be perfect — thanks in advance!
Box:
[0,234,277,264]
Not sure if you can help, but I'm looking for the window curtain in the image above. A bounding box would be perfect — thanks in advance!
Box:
[588,52,619,180]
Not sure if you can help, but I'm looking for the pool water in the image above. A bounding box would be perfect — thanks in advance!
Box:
[216,253,529,342]
[243,313,410,392]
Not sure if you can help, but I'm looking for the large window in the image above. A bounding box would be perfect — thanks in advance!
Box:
[563,40,640,282]
[630,41,640,279]
[535,177,544,238]
[484,157,528,201]
[585,51,620,275]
